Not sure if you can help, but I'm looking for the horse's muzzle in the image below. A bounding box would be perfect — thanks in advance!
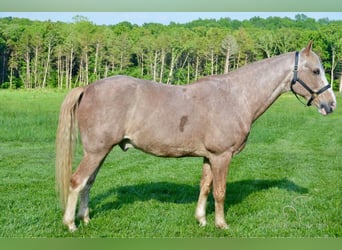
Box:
[319,101,336,115]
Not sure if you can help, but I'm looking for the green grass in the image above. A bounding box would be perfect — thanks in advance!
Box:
[0,89,341,237]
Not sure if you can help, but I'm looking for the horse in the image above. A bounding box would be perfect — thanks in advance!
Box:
[56,42,336,232]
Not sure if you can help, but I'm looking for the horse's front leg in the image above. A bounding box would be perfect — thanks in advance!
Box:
[210,152,231,229]
[195,158,213,226]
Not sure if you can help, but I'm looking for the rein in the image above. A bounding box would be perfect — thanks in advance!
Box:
[290,51,331,106]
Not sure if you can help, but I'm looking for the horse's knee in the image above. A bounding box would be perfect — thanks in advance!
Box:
[213,189,226,202]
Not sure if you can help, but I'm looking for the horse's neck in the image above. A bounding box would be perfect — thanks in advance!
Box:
[231,53,294,122]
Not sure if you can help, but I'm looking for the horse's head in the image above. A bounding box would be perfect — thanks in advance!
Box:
[290,41,336,115]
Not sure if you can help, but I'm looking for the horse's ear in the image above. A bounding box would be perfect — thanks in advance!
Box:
[303,41,313,56]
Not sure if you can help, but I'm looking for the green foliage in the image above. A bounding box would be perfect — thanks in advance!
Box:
[0,90,341,237]
[0,15,341,89]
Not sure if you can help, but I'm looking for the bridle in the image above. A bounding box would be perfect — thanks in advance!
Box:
[290,51,331,106]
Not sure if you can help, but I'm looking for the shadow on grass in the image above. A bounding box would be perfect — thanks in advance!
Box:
[92,179,308,214]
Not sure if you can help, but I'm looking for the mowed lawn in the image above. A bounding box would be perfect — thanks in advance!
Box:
[0,89,341,237]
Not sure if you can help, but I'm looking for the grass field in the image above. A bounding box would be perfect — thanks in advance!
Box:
[0,89,341,237]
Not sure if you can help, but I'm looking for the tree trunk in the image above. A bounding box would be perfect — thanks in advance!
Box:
[69,47,74,88]
[330,48,336,89]
[34,46,39,88]
[78,59,83,87]
[65,56,69,89]
[140,53,144,77]
[25,49,31,88]
[85,52,89,85]
[195,55,199,81]
[236,51,241,70]
[9,66,13,89]
[57,51,61,88]
[104,63,109,78]
[159,49,165,83]
[167,49,177,85]
[1,51,6,84]
[244,53,249,65]
[93,42,100,79]
[120,52,124,71]
[187,60,190,84]
[210,49,214,75]
[224,48,231,74]
[8,52,16,89]
[42,42,51,88]
[215,56,219,75]
[111,56,115,73]
[153,50,158,82]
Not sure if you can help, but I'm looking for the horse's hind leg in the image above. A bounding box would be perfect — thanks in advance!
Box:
[77,167,101,224]
[63,151,108,232]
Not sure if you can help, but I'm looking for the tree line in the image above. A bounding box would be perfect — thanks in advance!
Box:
[0,14,341,91]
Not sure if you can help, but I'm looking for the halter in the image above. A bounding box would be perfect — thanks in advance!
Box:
[290,51,331,106]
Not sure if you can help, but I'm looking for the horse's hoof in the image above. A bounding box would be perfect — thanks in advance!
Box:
[195,215,207,227]
[83,217,90,225]
[78,214,90,225]
[215,222,229,230]
[65,222,77,232]
[69,224,77,232]
[198,219,207,227]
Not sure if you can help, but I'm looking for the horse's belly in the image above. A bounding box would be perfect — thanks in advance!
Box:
[120,133,205,158]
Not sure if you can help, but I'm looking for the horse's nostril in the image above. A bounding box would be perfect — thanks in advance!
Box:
[320,103,333,114]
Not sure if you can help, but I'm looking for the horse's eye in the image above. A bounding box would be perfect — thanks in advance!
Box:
[313,69,320,75]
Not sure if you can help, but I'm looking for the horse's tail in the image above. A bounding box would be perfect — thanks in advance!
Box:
[55,87,85,210]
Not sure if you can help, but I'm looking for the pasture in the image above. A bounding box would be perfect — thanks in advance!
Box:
[0,89,341,237]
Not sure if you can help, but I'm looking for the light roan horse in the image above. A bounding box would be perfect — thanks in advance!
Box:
[56,42,336,232]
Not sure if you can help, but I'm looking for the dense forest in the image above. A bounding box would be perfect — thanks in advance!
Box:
[0,14,341,91]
